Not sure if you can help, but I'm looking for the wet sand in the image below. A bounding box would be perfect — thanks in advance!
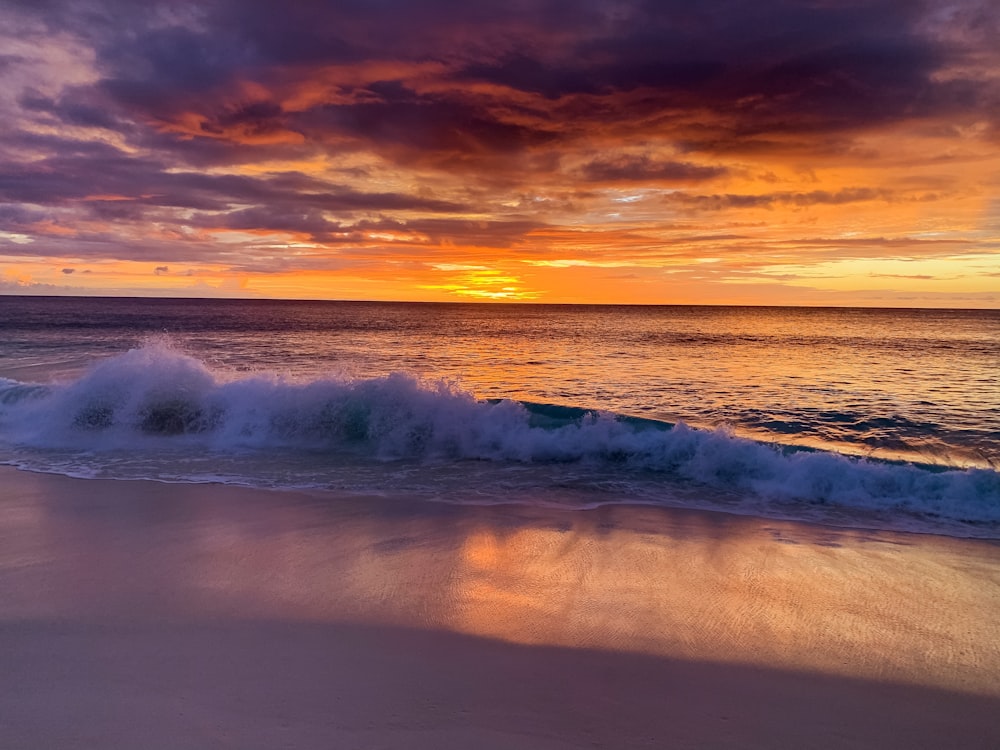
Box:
[1,465,999,748]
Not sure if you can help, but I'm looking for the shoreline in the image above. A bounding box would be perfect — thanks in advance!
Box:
[2,464,999,748]
[6,459,999,543]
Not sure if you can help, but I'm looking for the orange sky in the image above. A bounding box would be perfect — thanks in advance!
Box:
[1,0,998,306]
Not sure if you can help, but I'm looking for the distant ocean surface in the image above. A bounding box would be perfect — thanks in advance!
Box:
[1,296,998,537]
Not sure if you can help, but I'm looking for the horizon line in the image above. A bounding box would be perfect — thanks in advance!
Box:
[1,292,997,312]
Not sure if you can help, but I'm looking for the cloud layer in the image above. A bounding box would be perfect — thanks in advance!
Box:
[1,0,998,303]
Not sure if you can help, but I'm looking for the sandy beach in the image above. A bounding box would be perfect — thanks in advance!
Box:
[1,464,999,749]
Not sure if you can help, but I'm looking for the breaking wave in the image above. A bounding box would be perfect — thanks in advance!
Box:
[0,342,997,528]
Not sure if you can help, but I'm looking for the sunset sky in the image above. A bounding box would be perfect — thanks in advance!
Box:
[1,0,998,305]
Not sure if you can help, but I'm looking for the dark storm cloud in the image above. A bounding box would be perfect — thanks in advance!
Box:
[298,98,559,162]
[18,0,996,156]
[199,101,286,137]
[446,1,996,136]
[579,156,726,184]
[9,0,997,167]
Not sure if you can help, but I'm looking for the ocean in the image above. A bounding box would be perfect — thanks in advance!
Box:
[1,296,998,537]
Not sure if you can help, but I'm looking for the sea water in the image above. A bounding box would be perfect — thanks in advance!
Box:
[1,296,997,536]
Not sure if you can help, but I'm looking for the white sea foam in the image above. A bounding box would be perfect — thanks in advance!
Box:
[0,342,997,526]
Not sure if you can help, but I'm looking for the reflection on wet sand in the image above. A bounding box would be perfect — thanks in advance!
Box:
[2,467,998,699]
[446,510,1000,696]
